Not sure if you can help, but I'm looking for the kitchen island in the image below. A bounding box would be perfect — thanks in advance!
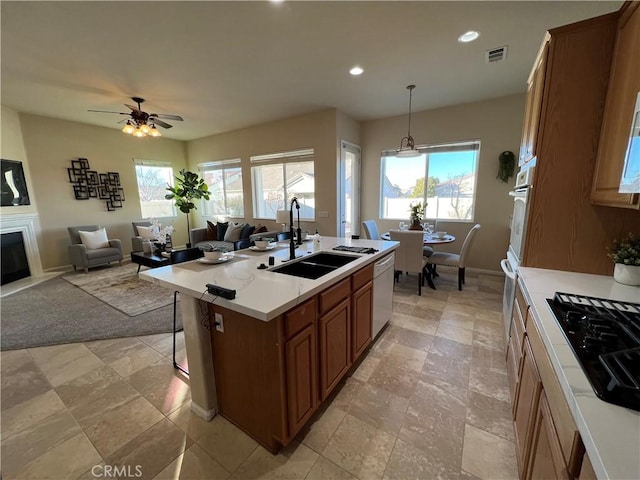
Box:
[140,236,397,450]
[515,267,639,480]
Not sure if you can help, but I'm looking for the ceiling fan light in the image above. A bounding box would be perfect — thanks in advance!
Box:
[122,121,135,134]
[139,123,151,134]
[149,125,162,137]
[133,127,146,137]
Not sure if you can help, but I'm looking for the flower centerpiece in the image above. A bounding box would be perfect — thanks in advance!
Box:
[408,201,426,230]
[608,233,640,286]
[150,219,175,254]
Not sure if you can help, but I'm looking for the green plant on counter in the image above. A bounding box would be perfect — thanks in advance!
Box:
[608,233,640,266]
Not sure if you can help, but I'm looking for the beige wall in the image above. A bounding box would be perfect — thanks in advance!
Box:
[17,113,188,269]
[6,96,522,273]
[361,93,526,272]
[186,109,341,236]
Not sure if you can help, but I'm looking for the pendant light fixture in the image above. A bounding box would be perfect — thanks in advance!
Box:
[397,84,421,157]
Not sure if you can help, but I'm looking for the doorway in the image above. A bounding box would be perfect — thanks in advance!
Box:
[338,141,361,238]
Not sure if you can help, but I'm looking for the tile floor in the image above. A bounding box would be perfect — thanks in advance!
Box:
[1,269,518,480]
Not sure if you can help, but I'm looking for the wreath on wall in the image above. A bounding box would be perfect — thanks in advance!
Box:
[497,150,516,183]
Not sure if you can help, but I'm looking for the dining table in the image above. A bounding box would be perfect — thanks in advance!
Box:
[381,231,456,245]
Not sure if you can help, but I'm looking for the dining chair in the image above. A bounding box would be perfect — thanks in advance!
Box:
[425,224,481,290]
[170,247,204,375]
[389,229,428,296]
[362,220,380,240]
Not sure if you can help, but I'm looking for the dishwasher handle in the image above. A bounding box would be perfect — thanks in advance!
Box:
[375,253,395,273]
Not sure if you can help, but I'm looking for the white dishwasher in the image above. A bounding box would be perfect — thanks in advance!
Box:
[373,252,395,338]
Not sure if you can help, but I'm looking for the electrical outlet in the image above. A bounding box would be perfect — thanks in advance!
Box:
[215,312,224,332]
[319,211,329,218]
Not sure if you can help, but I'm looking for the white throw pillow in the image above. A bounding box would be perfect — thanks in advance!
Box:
[137,225,158,240]
[78,228,110,250]
[224,222,245,242]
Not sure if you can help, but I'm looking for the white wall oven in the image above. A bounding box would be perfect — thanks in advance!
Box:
[501,166,535,336]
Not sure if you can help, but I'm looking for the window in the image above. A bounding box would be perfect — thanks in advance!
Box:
[134,160,175,218]
[380,141,480,221]
[251,148,315,220]
[199,159,244,218]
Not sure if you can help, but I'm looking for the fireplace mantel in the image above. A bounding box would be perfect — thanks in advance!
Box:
[0,212,43,277]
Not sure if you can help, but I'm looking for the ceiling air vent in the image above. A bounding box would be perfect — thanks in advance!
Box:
[486,45,508,63]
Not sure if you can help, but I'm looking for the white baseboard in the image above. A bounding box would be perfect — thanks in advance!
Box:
[190,402,217,421]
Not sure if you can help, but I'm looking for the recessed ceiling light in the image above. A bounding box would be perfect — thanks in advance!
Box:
[458,31,480,43]
[350,66,364,76]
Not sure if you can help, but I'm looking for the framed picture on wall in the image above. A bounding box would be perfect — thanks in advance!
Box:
[1,159,31,206]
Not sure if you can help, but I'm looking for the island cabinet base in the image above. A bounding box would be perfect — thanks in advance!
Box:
[209,305,289,452]
[208,264,374,453]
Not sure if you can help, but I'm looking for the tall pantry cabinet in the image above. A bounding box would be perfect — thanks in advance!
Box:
[519,10,640,275]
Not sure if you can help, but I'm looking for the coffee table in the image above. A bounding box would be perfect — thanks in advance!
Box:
[131,251,171,273]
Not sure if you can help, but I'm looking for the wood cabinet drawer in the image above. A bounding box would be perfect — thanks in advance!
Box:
[515,281,529,327]
[528,316,581,476]
[512,301,526,355]
[319,278,350,315]
[285,298,316,340]
[352,263,373,291]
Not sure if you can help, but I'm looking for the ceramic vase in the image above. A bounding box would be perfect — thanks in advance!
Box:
[613,263,640,286]
[409,219,423,231]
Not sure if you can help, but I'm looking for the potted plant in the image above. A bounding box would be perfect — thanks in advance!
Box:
[408,201,426,230]
[165,169,210,247]
[608,233,640,286]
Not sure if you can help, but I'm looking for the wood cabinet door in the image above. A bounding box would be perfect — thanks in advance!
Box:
[526,392,570,480]
[591,3,640,209]
[285,323,318,438]
[578,452,598,480]
[513,338,543,477]
[506,330,521,405]
[520,38,549,165]
[351,281,372,361]
[319,298,351,400]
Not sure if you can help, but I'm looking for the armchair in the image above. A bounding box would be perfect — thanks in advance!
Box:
[131,221,153,252]
[67,225,123,274]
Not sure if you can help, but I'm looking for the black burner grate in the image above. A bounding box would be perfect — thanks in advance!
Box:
[547,292,640,412]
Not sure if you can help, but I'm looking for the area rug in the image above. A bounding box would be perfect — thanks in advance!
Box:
[63,263,174,316]
[2,268,181,350]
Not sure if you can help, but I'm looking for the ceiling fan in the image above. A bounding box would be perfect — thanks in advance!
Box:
[88,97,183,137]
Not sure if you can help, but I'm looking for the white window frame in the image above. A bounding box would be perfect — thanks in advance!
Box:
[250,148,315,220]
[198,158,244,219]
[133,159,176,219]
[379,140,480,222]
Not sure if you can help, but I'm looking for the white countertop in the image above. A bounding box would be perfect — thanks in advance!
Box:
[140,236,397,321]
[517,267,640,480]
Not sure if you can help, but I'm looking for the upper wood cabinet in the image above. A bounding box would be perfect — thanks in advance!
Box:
[519,12,640,276]
[591,2,640,209]
[519,35,549,166]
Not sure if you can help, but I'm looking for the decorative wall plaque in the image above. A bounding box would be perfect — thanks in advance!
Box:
[67,158,124,211]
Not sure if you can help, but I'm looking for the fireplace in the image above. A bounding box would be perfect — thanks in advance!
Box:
[0,213,44,285]
[1,232,30,285]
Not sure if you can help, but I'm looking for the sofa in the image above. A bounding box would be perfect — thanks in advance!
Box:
[191,221,280,253]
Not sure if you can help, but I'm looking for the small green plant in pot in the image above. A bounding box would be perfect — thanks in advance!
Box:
[165,169,210,247]
[408,201,426,230]
[608,233,640,286]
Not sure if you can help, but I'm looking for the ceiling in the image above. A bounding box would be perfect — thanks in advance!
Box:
[1,1,621,141]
